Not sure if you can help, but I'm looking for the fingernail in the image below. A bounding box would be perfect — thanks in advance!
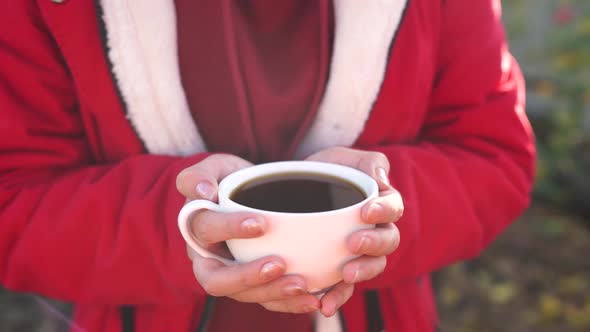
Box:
[196,181,214,199]
[356,236,371,253]
[302,305,319,313]
[284,284,306,296]
[376,167,390,187]
[241,218,263,235]
[352,268,361,283]
[260,262,283,279]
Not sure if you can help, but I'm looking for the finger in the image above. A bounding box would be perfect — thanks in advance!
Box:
[192,254,286,297]
[319,282,355,317]
[176,154,253,200]
[348,223,400,256]
[230,275,309,303]
[261,295,321,314]
[361,189,404,224]
[306,147,391,190]
[341,256,387,284]
[190,210,267,246]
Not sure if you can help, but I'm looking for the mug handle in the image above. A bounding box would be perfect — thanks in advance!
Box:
[178,200,236,266]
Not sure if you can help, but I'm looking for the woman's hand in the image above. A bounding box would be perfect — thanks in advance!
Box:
[305,147,404,317]
[176,154,321,313]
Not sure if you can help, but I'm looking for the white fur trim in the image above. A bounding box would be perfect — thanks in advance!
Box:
[98,0,407,158]
[294,0,409,159]
[98,0,206,156]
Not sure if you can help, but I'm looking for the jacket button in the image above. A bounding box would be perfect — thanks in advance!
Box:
[51,0,66,3]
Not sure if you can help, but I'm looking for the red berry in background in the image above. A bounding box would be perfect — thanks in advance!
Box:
[553,5,576,25]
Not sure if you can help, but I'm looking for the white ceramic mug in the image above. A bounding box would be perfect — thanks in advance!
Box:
[178,161,378,293]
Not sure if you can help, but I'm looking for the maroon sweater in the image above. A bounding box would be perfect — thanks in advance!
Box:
[176,0,333,163]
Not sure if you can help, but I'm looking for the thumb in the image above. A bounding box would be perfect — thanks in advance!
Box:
[176,154,253,201]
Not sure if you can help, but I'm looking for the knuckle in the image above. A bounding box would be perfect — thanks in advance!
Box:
[326,146,346,154]
[207,154,226,163]
[358,151,388,172]
[357,156,373,173]
[372,151,388,164]
[364,150,387,166]
[210,153,239,166]
[380,201,396,221]
[185,162,208,177]
[311,147,336,160]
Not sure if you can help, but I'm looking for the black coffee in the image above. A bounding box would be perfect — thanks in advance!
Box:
[230,172,366,213]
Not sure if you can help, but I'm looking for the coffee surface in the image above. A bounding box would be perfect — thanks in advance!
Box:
[230,172,366,213]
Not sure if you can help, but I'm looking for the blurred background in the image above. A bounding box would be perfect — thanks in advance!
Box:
[1,0,589,331]
[436,0,590,331]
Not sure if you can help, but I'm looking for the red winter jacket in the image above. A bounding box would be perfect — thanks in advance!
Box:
[0,1,535,331]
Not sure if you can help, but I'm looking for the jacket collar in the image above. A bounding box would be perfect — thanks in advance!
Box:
[96,0,409,157]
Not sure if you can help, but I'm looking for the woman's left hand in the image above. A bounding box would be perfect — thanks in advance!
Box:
[304,147,404,317]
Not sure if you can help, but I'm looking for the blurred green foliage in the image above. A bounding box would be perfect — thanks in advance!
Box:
[504,0,590,218]
[435,206,590,332]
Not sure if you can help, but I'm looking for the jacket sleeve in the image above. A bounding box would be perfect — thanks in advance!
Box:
[0,2,207,305]
[356,0,536,289]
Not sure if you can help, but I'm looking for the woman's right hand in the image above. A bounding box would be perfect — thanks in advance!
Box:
[176,154,321,313]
